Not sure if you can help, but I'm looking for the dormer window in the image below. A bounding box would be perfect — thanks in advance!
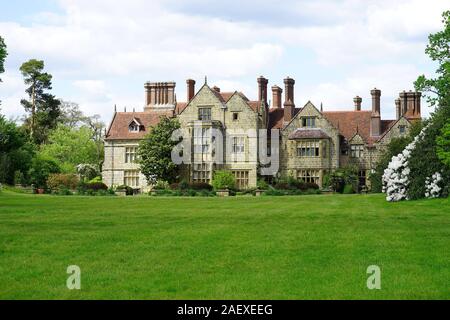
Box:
[302,117,316,128]
[128,119,142,132]
[129,124,139,132]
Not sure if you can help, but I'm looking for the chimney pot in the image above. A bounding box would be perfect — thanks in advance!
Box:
[186,79,196,102]
[283,77,296,122]
[257,76,269,104]
[271,85,282,109]
[353,96,362,111]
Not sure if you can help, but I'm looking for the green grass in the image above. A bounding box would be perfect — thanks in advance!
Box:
[0,191,449,299]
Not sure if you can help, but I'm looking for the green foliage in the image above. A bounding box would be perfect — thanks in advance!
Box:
[76,164,100,182]
[212,170,236,190]
[39,124,99,173]
[436,121,450,167]
[329,166,358,193]
[407,10,450,199]
[0,115,35,184]
[257,179,269,190]
[20,59,61,144]
[414,10,450,108]
[0,35,7,84]
[138,117,180,184]
[46,173,79,191]
[28,155,60,188]
[407,106,450,199]
[116,185,134,196]
[14,171,25,185]
[154,180,170,190]
[343,184,355,194]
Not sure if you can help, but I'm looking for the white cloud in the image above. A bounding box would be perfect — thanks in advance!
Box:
[0,0,447,122]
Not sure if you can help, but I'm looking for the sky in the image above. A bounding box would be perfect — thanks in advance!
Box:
[0,0,448,124]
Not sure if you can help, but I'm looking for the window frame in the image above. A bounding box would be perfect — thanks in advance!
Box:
[198,107,212,121]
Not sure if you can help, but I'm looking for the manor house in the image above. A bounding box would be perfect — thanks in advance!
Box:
[102,76,421,191]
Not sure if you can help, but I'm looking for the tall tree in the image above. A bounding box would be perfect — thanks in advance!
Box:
[20,59,61,143]
[39,124,99,173]
[59,100,88,128]
[0,36,7,106]
[415,10,450,107]
[138,117,181,184]
[0,36,6,82]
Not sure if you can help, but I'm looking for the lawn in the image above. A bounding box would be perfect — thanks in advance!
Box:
[0,191,449,299]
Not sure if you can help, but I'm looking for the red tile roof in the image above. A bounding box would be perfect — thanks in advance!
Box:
[323,111,372,142]
[105,111,173,140]
[288,128,331,139]
[268,107,302,129]
[322,110,396,145]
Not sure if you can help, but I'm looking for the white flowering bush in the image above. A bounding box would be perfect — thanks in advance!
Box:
[382,127,427,202]
[425,172,443,198]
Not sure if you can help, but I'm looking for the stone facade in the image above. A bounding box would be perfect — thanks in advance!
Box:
[102,76,420,191]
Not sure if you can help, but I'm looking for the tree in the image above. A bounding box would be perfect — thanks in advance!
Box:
[0,35,6,83]
[0,114,35,184]
[59,100,88,128]
[436,121,450,167]
[20,59,61,143]
[0,36,7,106]
[28,155,60,189]
[414,10,450,107]
[138,117,181,184]
[39,124,99,173]
[83,114,105,170]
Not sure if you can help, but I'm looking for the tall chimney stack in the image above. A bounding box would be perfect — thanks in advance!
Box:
[145,81,176,112]
[395,98,401,119]
[271,86,282,109]
[353,96,362,111]
[186,79,196,102]
[257,76,268,103]
[370,88,381,136]
[283,77,295,122]
[413,92,421,119]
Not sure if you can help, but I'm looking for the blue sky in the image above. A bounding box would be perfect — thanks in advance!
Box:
[0,0,448,123]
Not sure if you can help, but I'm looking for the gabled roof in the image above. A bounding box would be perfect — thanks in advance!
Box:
[105,111,173,140]
[322,110,398,145]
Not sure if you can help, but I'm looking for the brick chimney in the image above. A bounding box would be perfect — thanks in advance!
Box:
[145,81,176,112]
[399,90,408,116]
[271,86,282,109]
[257,76,268,103]
[283,77,295,122]
[370,88,381,136]
[413,91,421,119]
[186,79,196,102]
[395,98,401,119]
[353,96,362,111]
[212,86,220,93]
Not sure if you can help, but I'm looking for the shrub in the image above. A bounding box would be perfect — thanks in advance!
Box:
[189,182,213,191]
[14,171,26,186]
[154,180,170,190]
[257,179,269,190]
[28,156,60,188]
[116,185,134,195]
[179,180,189,190]
[47,173,79,191]
[57,187,73,196]
[304,182,319,190]
[169,182,179,190]
[86,181,108,191]
[343,184,355,194]
[212,170,235,190]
